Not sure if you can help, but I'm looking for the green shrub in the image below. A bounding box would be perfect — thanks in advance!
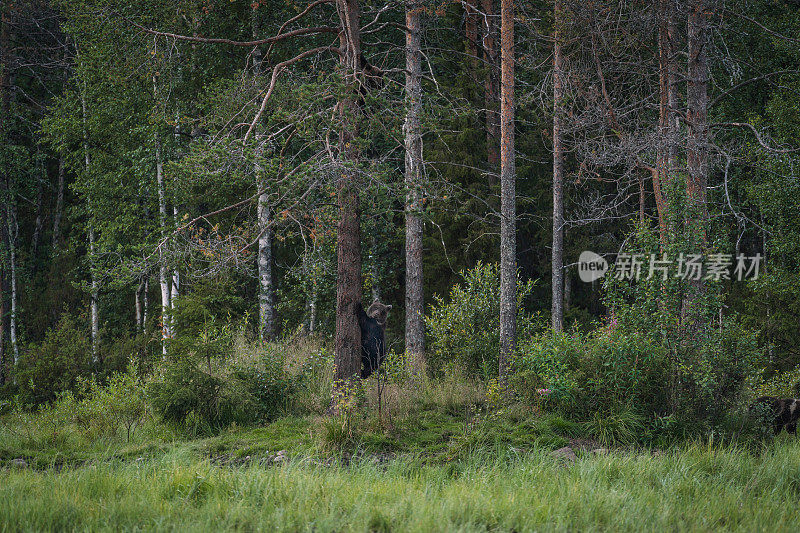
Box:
[148,331,326,433]
[147,355,258,434]
[16,313,91,405]
[425,262,538,379]
[758,367,800,398]
[512,329,669,418]
[601,224,766,426]
[72,364,149,441]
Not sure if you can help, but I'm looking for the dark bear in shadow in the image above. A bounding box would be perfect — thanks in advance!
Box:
[751,396,800,435]
[355,299,392,379]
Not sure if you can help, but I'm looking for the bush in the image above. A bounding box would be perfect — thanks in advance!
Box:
[148,330,327,433]
[758,367,800,398]
[72,364,149,441]
[512,328,670,419]
[15,313,91,405]
[426,262,538,379]
[148,355,259,434]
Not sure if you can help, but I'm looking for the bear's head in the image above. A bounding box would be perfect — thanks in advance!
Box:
[366,298,392,326]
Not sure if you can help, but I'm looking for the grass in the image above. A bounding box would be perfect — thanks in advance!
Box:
[3,439,800,531]
[2,336,795,531]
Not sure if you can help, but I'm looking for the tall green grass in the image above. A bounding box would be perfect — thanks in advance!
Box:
[3,440,800,532]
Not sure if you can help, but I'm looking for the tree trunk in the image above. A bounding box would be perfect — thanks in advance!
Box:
[683,0,710,332]
[370,236,381,302]
[551,0,565,333]
[465,0,479,70]
[88,226,99,364]
[52,156,65,249]
[135,279,143,332]
[498,0,515,384]
[31,159,45,263]
[155,132,171,356]
[171,206,180,304]
[143,277,149,330]
[257,187,275,341]
[0,6,10,383]
[7,205,18,369]
[332,0,365,408]
[654,0,676,246]
[80,89,99,364]
[252,9,276,342]
[482,0,500,176]
[405,0,425,374]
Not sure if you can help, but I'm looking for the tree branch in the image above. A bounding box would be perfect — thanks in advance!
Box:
[244,46,342,144]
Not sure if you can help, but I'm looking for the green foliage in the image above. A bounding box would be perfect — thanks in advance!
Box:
[147,354,258,435]
[425,262,538,379]
[601,223,765,424]
[758,367,800,398]
[583,406,646,446]
[512,329,669,421]
[51,364,149,442]
[15,313,91,405]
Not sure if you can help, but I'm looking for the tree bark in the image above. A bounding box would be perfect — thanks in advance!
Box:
[332,0,365,405]
[88,226,99,364]
[52,155,65,249]
[143,277,149,330]
[31,159,45,263]
[257,186,275,340]
[80,88,99,364]
[370,236,381,302]
[171,206,180,304]
[654,0,676,246]
[7,205,18,369]
[252,8,276,342]
[405,0,425,374]
[683,0,710,332]
[0,6,10,383]
[551,0,565,333]
[498,0,515,384]
[465,0,479,70]
[155,131,171,356]
[482,0,500,176]
[135,279,143,332]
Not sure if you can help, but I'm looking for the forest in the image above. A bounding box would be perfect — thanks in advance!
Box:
[2,0,800,530]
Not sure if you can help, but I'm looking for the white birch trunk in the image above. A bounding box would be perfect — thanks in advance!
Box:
[257,185,274,341]
[81,88,99,363]
[155,133,171,356]
[171,205,180,304]
[7,206,18,369]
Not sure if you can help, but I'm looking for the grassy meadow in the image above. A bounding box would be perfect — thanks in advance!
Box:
[3,438,800,532]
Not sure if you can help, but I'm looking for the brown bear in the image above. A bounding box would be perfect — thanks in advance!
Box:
[356,299,392,379]
[752,396,800,435]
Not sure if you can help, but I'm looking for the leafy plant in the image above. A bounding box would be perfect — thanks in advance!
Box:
[426,262,538,379]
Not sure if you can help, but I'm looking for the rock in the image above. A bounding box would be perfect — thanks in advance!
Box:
[276,450,286,456]
[590,448,609,455]
[273,453,287,464]
[550,446,577,462]
[10,458,28,469]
